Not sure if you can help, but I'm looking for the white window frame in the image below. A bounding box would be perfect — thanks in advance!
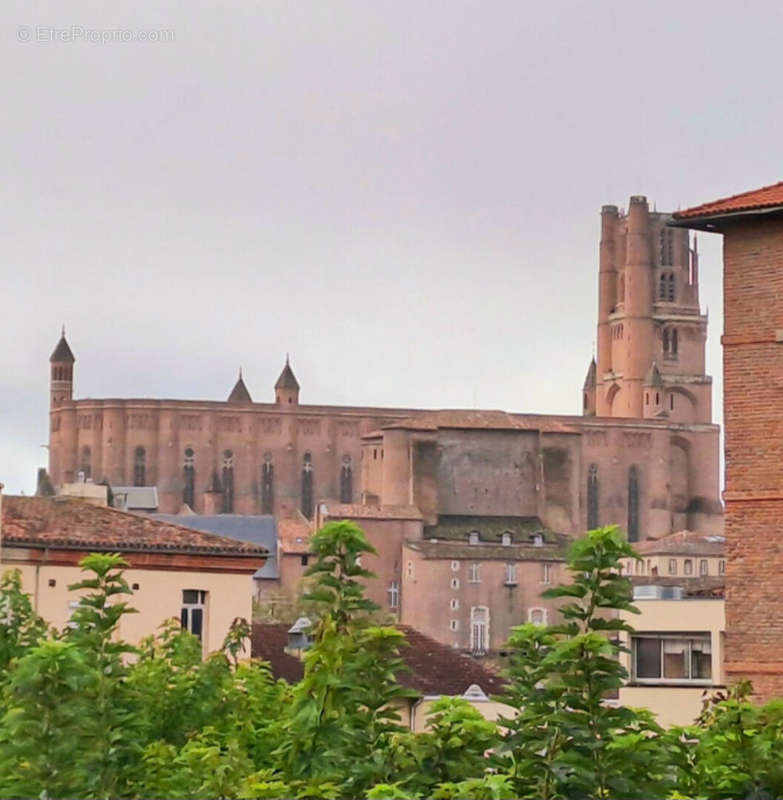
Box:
[470,605,489,655]
[469,562,481,583]
[181,589,207,641]
[504,563,518,586]
[388,580,400,609]
[528,607,547,625]
[501,532,511,546]
[541,562,551,584]
[469,531,480,545]
[451,560,460,571]
[450,598,459,611]
[449,619,459,631]
[699,559,708,576]
[450,577,460,590]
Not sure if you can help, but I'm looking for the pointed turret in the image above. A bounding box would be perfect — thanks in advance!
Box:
[227,368,253,404]
[582,358,596,417]
[49,326,75,408]
[644,361,664,388]
[643,361,665,418]
[275,355,300,405]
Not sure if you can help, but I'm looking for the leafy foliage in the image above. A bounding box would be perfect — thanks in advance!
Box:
[0,523,778,799]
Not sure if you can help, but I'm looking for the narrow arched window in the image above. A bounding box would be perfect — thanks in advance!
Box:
[183,448,195,509]
[301,452,313,519]
[587,464,599,529]
[80,446,91,481]
[340,455,352,504]
[672,328,678,355]
[470,606,489,655]
[261,454,274,515]
[663,328,670,354]
[133,446,146,487]
[659,272,675,302]
[222,449,234,514]
[628,466,639,543]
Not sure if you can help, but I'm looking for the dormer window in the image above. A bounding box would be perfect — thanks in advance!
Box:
[532,533,544,547]
[501,532,512,547]
[469,531,480,545]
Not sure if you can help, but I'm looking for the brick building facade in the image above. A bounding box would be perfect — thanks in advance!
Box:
[673,182,783,699]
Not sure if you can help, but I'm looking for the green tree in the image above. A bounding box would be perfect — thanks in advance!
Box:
[279,521,417,796]
[499,525,672,800]
[0,568,49,680]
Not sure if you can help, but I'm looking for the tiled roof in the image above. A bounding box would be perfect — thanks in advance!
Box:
[50,334,75,363]
[277,515,313,554]
[673,181,783,221]
[406,539,566,562]
[152,512,277,576]
[423,515,560,543]
[250,623,506,695]
[323,503,423,521]
[2,496,268,556]
[383,410,581,434]
[635,530,725,557]
[227,371,253,404]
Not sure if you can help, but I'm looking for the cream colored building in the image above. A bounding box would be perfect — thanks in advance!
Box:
[619,592,725,727]
[0,492,267,654]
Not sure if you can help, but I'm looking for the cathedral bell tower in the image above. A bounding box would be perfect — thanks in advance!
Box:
[586,196,711,424]
[49,327,75,409]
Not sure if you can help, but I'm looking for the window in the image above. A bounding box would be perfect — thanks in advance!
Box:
[450,598,459,611]
[719,559,726,575]
[301,452,313,519]
[80,446,91,481]
[470,606,489,655]
[388,581,399,609]
[542,563,552,584]
[450,619,459,632]
[668,558,678,575]
[587,464,599,529]
[469,563,481,583]
[635,559,644,575]
[300,555,309,567]
[501,532,511,546]
[659,271,675,301]
[699,559,708,576]
[183,448,195,509]
[670,394,675,411]
[450,577,460,590]
[181,590,207,642]
[261,455,274,514]
[659,229,675,267]
[529,607,547,625]
[221,450,234,514]
[406,561,414,580]
[618,273,625,303]
[633,635,712,683]
[340,457,355,503]
[451,560,460,571]
[684,559,693,575]
[469,531,480,545]
[663,326,679,358]
[627,466,639,543]
[533,533,544,547]
[133,446,146,487]
[504,563,518,585]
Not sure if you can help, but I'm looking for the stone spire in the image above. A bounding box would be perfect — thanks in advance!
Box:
[275,355,300,405]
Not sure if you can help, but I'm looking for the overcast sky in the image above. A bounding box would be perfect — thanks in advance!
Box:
[3,0,780,494]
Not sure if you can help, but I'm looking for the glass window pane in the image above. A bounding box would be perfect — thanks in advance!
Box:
[191,608,203,640]
[183,589,199,604]
[180,607,188,628]
[635,638,661,679]
[691,639,712,679]
[663,639,688,679]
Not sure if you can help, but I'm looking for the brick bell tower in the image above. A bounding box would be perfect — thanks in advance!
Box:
[49,326,75,409]
[587,196,711,424]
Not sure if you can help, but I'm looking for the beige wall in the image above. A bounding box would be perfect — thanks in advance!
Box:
[623,554,725,579]
[3,555,253,656]
[619,598,725,727]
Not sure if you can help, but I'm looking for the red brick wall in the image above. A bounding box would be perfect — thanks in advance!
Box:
[722,219,783,697]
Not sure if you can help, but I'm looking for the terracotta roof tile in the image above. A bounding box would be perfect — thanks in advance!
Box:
[382,410,580,434]
[323,503,423,521]
[277,515,313,554]
[251,623,506,695]
[673,181,783,221]
[635,529,725,557]
[1,495,268,557]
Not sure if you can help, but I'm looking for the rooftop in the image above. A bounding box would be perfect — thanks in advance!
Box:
[251,623,507,696]
[672,181,783,230]
[635,530,725,557]
[3,495,268,557]
[322,502,423,521]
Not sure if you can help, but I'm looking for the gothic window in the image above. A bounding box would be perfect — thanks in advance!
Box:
[261,454,274,514]
[470,606,489,655]
[587,464,599,529]
[659,229,675,266]
[659,272,675,302]
[340,455,352,504]
[301,452,313,520]
[627,466,640,543]
[504,563,518,585]
[222,449,234,514]
[80,446,91,481]
[663,326,678,358]
[672,328,678,355]
[133,446,146,487]
[469,563,481,583]
[183,448,195,509]
[388,581,399,609]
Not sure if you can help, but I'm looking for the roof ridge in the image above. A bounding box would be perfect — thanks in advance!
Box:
[675,180,783,219]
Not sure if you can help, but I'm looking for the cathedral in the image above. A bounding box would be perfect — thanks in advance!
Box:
[47,195,723,651]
